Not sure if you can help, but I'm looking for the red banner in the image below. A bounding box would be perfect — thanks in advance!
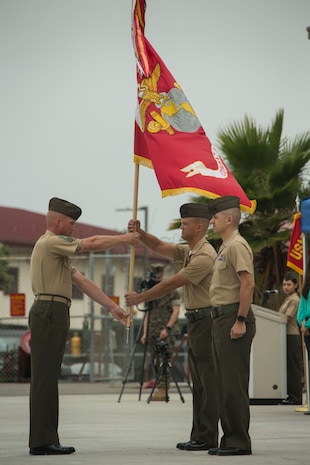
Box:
[132,0,256,214]
[10,293,26,317]
[287,212,303,275]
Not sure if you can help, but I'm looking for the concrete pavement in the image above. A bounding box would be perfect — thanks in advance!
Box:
[0,382,309,465]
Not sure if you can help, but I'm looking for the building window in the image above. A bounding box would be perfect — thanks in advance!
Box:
[4,267,18,295]
[101,275,115,296]
[134,276,142,293]
[72,284,83,300]
[72,271,84,300]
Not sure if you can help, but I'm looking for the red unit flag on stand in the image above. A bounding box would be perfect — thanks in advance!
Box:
[132,0,256,214]
[287,212,303,275]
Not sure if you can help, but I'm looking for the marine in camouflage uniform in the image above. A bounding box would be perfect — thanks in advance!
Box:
[142,264,181,399]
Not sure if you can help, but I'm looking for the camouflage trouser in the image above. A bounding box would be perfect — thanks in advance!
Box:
[148,332,176,389]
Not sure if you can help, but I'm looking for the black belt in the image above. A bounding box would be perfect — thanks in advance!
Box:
[185,307,212,322]
[210,303,239,319]
[34,294,71,308]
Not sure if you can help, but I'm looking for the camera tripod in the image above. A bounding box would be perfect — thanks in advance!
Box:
[147,351,185,403]
[118,304,189,403]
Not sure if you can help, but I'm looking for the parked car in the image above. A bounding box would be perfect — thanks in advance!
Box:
[0,326,28,382]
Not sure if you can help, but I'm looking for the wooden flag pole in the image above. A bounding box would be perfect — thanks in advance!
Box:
[126,163,140,342]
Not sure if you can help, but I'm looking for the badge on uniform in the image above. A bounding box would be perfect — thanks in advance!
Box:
[59,235,75,243]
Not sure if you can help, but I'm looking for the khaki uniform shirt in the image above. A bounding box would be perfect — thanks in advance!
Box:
[30,230,81,299]
[174,237,217,309]
[278,292,300,335]
[210,229,253,306]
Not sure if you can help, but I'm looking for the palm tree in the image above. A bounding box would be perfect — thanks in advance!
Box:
[217,109,310,304]
[169,109,310,306]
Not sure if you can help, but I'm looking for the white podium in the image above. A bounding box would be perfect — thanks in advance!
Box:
[249,304,287,403]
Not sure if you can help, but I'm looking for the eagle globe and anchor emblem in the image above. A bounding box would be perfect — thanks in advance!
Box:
[135,62,228,181]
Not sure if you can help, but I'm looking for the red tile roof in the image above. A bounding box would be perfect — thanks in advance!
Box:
[0,206,120,247]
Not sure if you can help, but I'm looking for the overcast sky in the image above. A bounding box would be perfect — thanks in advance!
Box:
[1,0,309,242]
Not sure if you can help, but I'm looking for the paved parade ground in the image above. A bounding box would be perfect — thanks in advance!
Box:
[0,382,309,465]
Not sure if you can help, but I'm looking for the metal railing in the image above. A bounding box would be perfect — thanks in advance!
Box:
[0,315,188,384]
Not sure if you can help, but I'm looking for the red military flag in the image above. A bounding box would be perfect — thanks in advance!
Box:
[132,0,256,214]
[287,212,303,275]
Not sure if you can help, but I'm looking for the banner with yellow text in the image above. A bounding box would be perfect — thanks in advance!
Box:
[287,212,303,275]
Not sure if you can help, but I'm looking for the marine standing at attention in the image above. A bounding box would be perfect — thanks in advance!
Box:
[207,196,256,457]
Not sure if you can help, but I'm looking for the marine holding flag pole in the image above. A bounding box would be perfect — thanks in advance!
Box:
[132,0,256,214]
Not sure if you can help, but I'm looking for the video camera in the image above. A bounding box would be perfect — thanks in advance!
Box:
[135,270,158,312]
[153,336,170,359]
[138,270,158,293]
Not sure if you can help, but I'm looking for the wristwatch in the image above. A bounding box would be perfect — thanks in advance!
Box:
[236,315,246,322]
[166,326,172,332]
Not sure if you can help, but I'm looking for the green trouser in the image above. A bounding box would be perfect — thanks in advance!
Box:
[212,309,256,451]
[286,334,303,404]
[28,300,70,448]
[187,315,219,447]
